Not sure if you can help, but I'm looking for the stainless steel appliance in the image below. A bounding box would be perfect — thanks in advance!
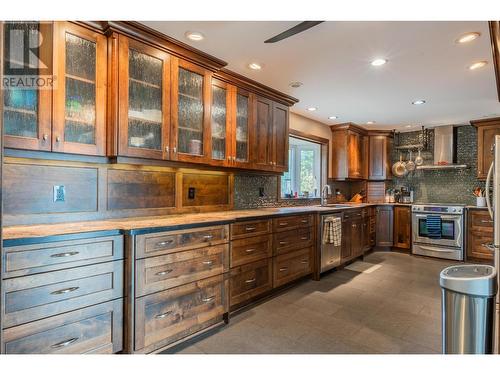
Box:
[320,213,342,272]
[483,134,500,353]
[411,203,465,261]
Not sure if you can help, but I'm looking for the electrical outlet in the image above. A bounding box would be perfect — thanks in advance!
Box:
[259,187,265,197]
[188,187,195,199]
[53,185,65,202]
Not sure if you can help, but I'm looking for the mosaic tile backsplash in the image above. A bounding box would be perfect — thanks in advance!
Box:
[234,125,484,209]
[390,125,484,206]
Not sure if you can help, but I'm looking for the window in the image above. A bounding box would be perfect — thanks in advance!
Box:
[280,134,327,199]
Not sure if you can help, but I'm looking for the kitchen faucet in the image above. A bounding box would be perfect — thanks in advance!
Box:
[321,185,332,206]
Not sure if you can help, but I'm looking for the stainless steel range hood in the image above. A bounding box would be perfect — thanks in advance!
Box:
[416,125,468,170]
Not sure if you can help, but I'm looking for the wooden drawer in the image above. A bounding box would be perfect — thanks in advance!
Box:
[3,235,123,278]
[343,209,362,221]
[469,210,494,231]
[135,244,229,297]
[134,275,227,353]
[230,234,272,267]
[3,299,123,354]
[136,225,229,259]
[231,219,271,239]
[273,227,313,256]
[273,248,313,288]
[3,260,123,328]
[229,258,272,308]
[468,230,494,262]
[273,214,313,232]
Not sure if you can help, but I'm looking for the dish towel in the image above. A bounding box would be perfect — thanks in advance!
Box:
[323,217,342,246]
[426,215,442,239]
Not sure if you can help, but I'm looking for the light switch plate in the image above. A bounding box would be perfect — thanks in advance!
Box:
[53,185,65,202]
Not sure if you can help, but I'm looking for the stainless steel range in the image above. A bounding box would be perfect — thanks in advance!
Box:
[411,203,465,261]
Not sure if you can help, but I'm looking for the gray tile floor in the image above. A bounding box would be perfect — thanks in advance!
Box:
[174,251,456,354]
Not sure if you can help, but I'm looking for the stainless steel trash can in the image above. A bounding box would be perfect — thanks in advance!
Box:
[440,264,497,354]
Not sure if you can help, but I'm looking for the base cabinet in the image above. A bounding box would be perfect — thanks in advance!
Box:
[393,206,411,250]
[273,248,313,288]
[467,209,494,263]
[229,259,273,307]
[376,206,394,247]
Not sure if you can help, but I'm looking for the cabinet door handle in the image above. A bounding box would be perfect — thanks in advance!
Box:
[228,156,232,161]
[173,147,177,153]
[245,278,256,283]
[232,156,236,162]
[245,227,256,231]
[202,296,216,303]
[279,241,288,245]
[165,146,169,153]
[482,243,497,251]
[279,267,288,272]
[42,134,49,141]
[300,236,308,240]
[203,235,214,241]
[155,311,173,319]
[156,269,173,276]
[51,286,79,295]
[51,337,78,349]
[55,136,61,143]
[279,222,288,226]
[51,251,79,258]
[301,219,309,223]
[202,260,213,266]
[157,239,174,247]
[301,259,309,264]
[481,220,494,224]
[245,248,256,253]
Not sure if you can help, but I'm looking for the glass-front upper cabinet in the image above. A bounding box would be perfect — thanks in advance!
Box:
[117,36,170,160]
[53,22,107,155]
[171,57,211,163]
[232,88,252,166]
[210,78,231,166]
[2,22,52,151]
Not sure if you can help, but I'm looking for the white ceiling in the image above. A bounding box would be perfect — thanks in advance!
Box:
[142,21,500,130]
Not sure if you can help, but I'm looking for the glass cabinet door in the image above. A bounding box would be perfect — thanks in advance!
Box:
[117,36,170,160]
[234,90,251,164]
[172,58,210,162]
[53,22,106,155]
[2,22,51,151]
[210,79,230,164]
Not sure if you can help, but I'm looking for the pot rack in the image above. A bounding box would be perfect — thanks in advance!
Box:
[393,126,429,151]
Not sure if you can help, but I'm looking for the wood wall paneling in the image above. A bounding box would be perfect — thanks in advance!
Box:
[181,173,230,207]
[3,163,98,215]
[367,182,386,203]
[107,169,176,210]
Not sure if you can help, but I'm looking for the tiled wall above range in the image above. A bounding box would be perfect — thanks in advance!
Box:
[390,125,484,205]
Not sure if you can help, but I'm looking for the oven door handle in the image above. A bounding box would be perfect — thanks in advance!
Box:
[416,245,458,253]
[413,213,461,220]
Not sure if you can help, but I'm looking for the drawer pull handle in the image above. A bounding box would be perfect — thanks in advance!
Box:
[156,269,173,276]
[301,259,309,264]
[157,239,174,247]
[202,296,216,303]
[279,267,288,272]
[245,227,256,231]
[300,236,308,240]
[202,260,213,266]
[279,222,288,226]
[481,220,494,224]
[482,243,497,251]
[51,337,79,349]
[245,248,256,253]
[203,235,214,241]
[279,241,288,245]
[301,219,309,223]
[51,286,79,295]
[51,251,79,258]
[245,278,256,283]
[155,311,173,319]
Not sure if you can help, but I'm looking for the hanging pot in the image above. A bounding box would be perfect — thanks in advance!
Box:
[392,154,407,177]
[406,151,416,172]
[415,149,424,166]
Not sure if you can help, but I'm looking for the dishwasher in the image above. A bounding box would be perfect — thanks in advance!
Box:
[320,213,343,273]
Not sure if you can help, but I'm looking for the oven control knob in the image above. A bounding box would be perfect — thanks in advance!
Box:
[452,208,456,212]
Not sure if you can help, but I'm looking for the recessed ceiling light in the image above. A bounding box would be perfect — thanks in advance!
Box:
[185,31,204,41]
[307,107,317,112]
[405,125,412,128]
[456,32,481,44]
[371,59,387,67]
[328,116,338,120]
[469,61,488,70]
[412,99,426,105]
[366,121,375,125]
[248,62,262,70]
[289,81,303,88]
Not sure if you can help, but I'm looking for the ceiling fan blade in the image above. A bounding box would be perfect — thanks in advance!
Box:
[264,21,324,43]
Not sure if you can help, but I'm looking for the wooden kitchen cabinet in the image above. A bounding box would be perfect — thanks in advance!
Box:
[271,102,289,172]
[471,117,500,179]
[209,78,232,166]
[52,22,107,156]
[252,95,273,170]
[331,123,368,180]
[117,35,171,160]
[376,206,394,247]
[467,209,494,263]
[230,87,252,168]
[171,57,212,164]
[368,132,393,180]
[393,206,411,250]
[2,22,52,151]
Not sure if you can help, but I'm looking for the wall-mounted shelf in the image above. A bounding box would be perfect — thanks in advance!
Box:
[416,164,469,170]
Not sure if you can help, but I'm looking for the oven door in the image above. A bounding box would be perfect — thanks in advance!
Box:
[412,213,463,248]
